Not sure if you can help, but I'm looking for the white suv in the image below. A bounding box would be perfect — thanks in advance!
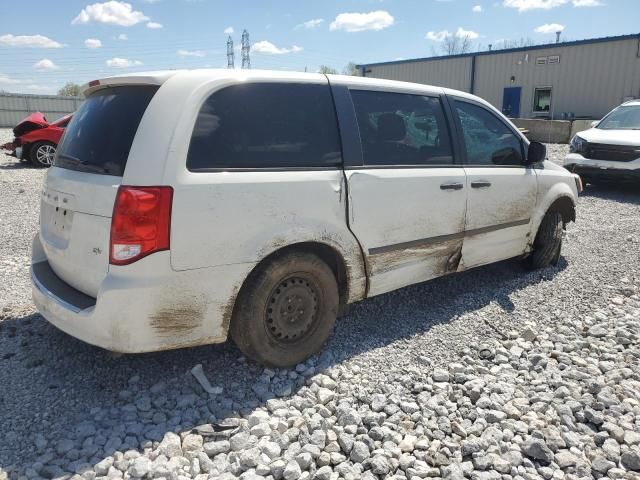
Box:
[31,70,581,367]
[565,100,640,184]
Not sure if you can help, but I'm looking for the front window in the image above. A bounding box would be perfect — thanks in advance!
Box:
[597,105,640,130]
[455,100,523,166]
[533,87,552,114]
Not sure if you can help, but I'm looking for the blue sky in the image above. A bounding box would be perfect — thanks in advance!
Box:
[0,0,637,94]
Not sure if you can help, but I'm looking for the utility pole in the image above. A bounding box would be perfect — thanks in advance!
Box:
[241,29,251,69]
[227,36,235,68]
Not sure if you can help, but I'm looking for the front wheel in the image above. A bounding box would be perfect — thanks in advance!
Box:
[230,252,339,367]
[29,141,56,168]
[528,210,563,269]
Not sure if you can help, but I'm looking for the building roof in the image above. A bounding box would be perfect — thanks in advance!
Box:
[357,32,640,69]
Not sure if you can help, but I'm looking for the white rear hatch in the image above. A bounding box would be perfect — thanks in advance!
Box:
[40,84,159,297]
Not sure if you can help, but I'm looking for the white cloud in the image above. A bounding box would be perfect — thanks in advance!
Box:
[106,57,143,67]
[252,40,303,55]
[456,27,479,39]
[0,74,54,94]
[33,59,59,70]
[118,33,128,40]
[295,18,325,30]
[503,0,567,11]
[223,26,234,35]
[72,1,149,27]
[85,38,102,48]
[427,28,479,41]
[426,30,450,42]
[177,49,205,57]
[0,74,21,85]
[25,84,54,92]
[504,0,599,8]
[146,21,163,29]
[534,22,565,33]
[0,34,63,48]
[572,0,603,5]
[472,5,483,12]
[329,10,394,32]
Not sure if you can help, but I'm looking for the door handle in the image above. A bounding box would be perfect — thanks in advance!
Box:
[471,180,492,189]
[440,182,464,191]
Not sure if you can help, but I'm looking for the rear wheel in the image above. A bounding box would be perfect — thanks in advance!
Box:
[230,252,339,367]
[528,210,563,269]
[29,141,56,168]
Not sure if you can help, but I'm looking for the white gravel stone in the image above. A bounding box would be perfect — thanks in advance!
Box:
[283,460,302,480]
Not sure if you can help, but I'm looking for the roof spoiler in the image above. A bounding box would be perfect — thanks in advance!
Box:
[82,71,180,96]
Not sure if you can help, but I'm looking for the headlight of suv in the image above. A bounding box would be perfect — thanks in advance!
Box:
[569,135,587,154]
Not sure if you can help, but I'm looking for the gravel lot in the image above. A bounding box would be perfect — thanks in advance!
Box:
[1,129,639,480]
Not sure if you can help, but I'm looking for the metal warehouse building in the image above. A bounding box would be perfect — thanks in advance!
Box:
[358,33,640,120]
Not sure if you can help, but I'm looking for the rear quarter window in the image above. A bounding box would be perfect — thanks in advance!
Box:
[187,83,342,170]
[55,86,158,176]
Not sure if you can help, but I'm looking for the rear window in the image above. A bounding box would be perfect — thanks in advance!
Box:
[187,83,342,170]
[54,86,158,176]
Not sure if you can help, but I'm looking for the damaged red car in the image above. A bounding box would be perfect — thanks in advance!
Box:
[1,112,72,167]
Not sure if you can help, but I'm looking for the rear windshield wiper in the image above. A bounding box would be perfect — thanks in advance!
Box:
[56,154,109,174]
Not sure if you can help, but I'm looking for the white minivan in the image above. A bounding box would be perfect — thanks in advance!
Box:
[31,70,581,367]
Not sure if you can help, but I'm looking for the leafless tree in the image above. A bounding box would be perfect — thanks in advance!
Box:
[342,62,360,76]
[58,82,82,97]
[318,65,338,74]
[499,37,536,50]
[441,34,473,55]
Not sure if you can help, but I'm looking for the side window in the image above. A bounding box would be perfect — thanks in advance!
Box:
[454,100,523,166]
[187,83,341,170]
[350,90,453,166]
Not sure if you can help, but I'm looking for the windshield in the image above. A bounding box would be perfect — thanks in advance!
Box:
[597,105,640,130]
[54,86,158,176]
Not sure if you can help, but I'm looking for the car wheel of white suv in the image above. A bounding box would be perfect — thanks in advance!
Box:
[230,251,339,367]
[529,210,564,269]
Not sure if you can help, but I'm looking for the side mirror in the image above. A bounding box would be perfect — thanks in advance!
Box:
[590,120,599,128]
[526,141,546,165]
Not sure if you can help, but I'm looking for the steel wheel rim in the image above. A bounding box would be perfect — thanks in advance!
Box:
[37,145,55,165]
[265,276,319,343]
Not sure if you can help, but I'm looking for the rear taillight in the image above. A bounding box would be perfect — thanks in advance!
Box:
[110,186,173,265]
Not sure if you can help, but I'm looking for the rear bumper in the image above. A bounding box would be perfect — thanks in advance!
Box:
[31,235,253,353]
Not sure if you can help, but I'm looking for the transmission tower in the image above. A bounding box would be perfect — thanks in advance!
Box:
[226,36,234,69]
[241,30,251,69]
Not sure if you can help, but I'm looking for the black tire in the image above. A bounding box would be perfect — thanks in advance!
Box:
[29,141,56,168]
[529,210,563,269]
[230,252,339,367]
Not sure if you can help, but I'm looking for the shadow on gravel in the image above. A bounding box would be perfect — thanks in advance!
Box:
[0,160,37,171]
[580,183,640,205]
[0,257,567,475]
